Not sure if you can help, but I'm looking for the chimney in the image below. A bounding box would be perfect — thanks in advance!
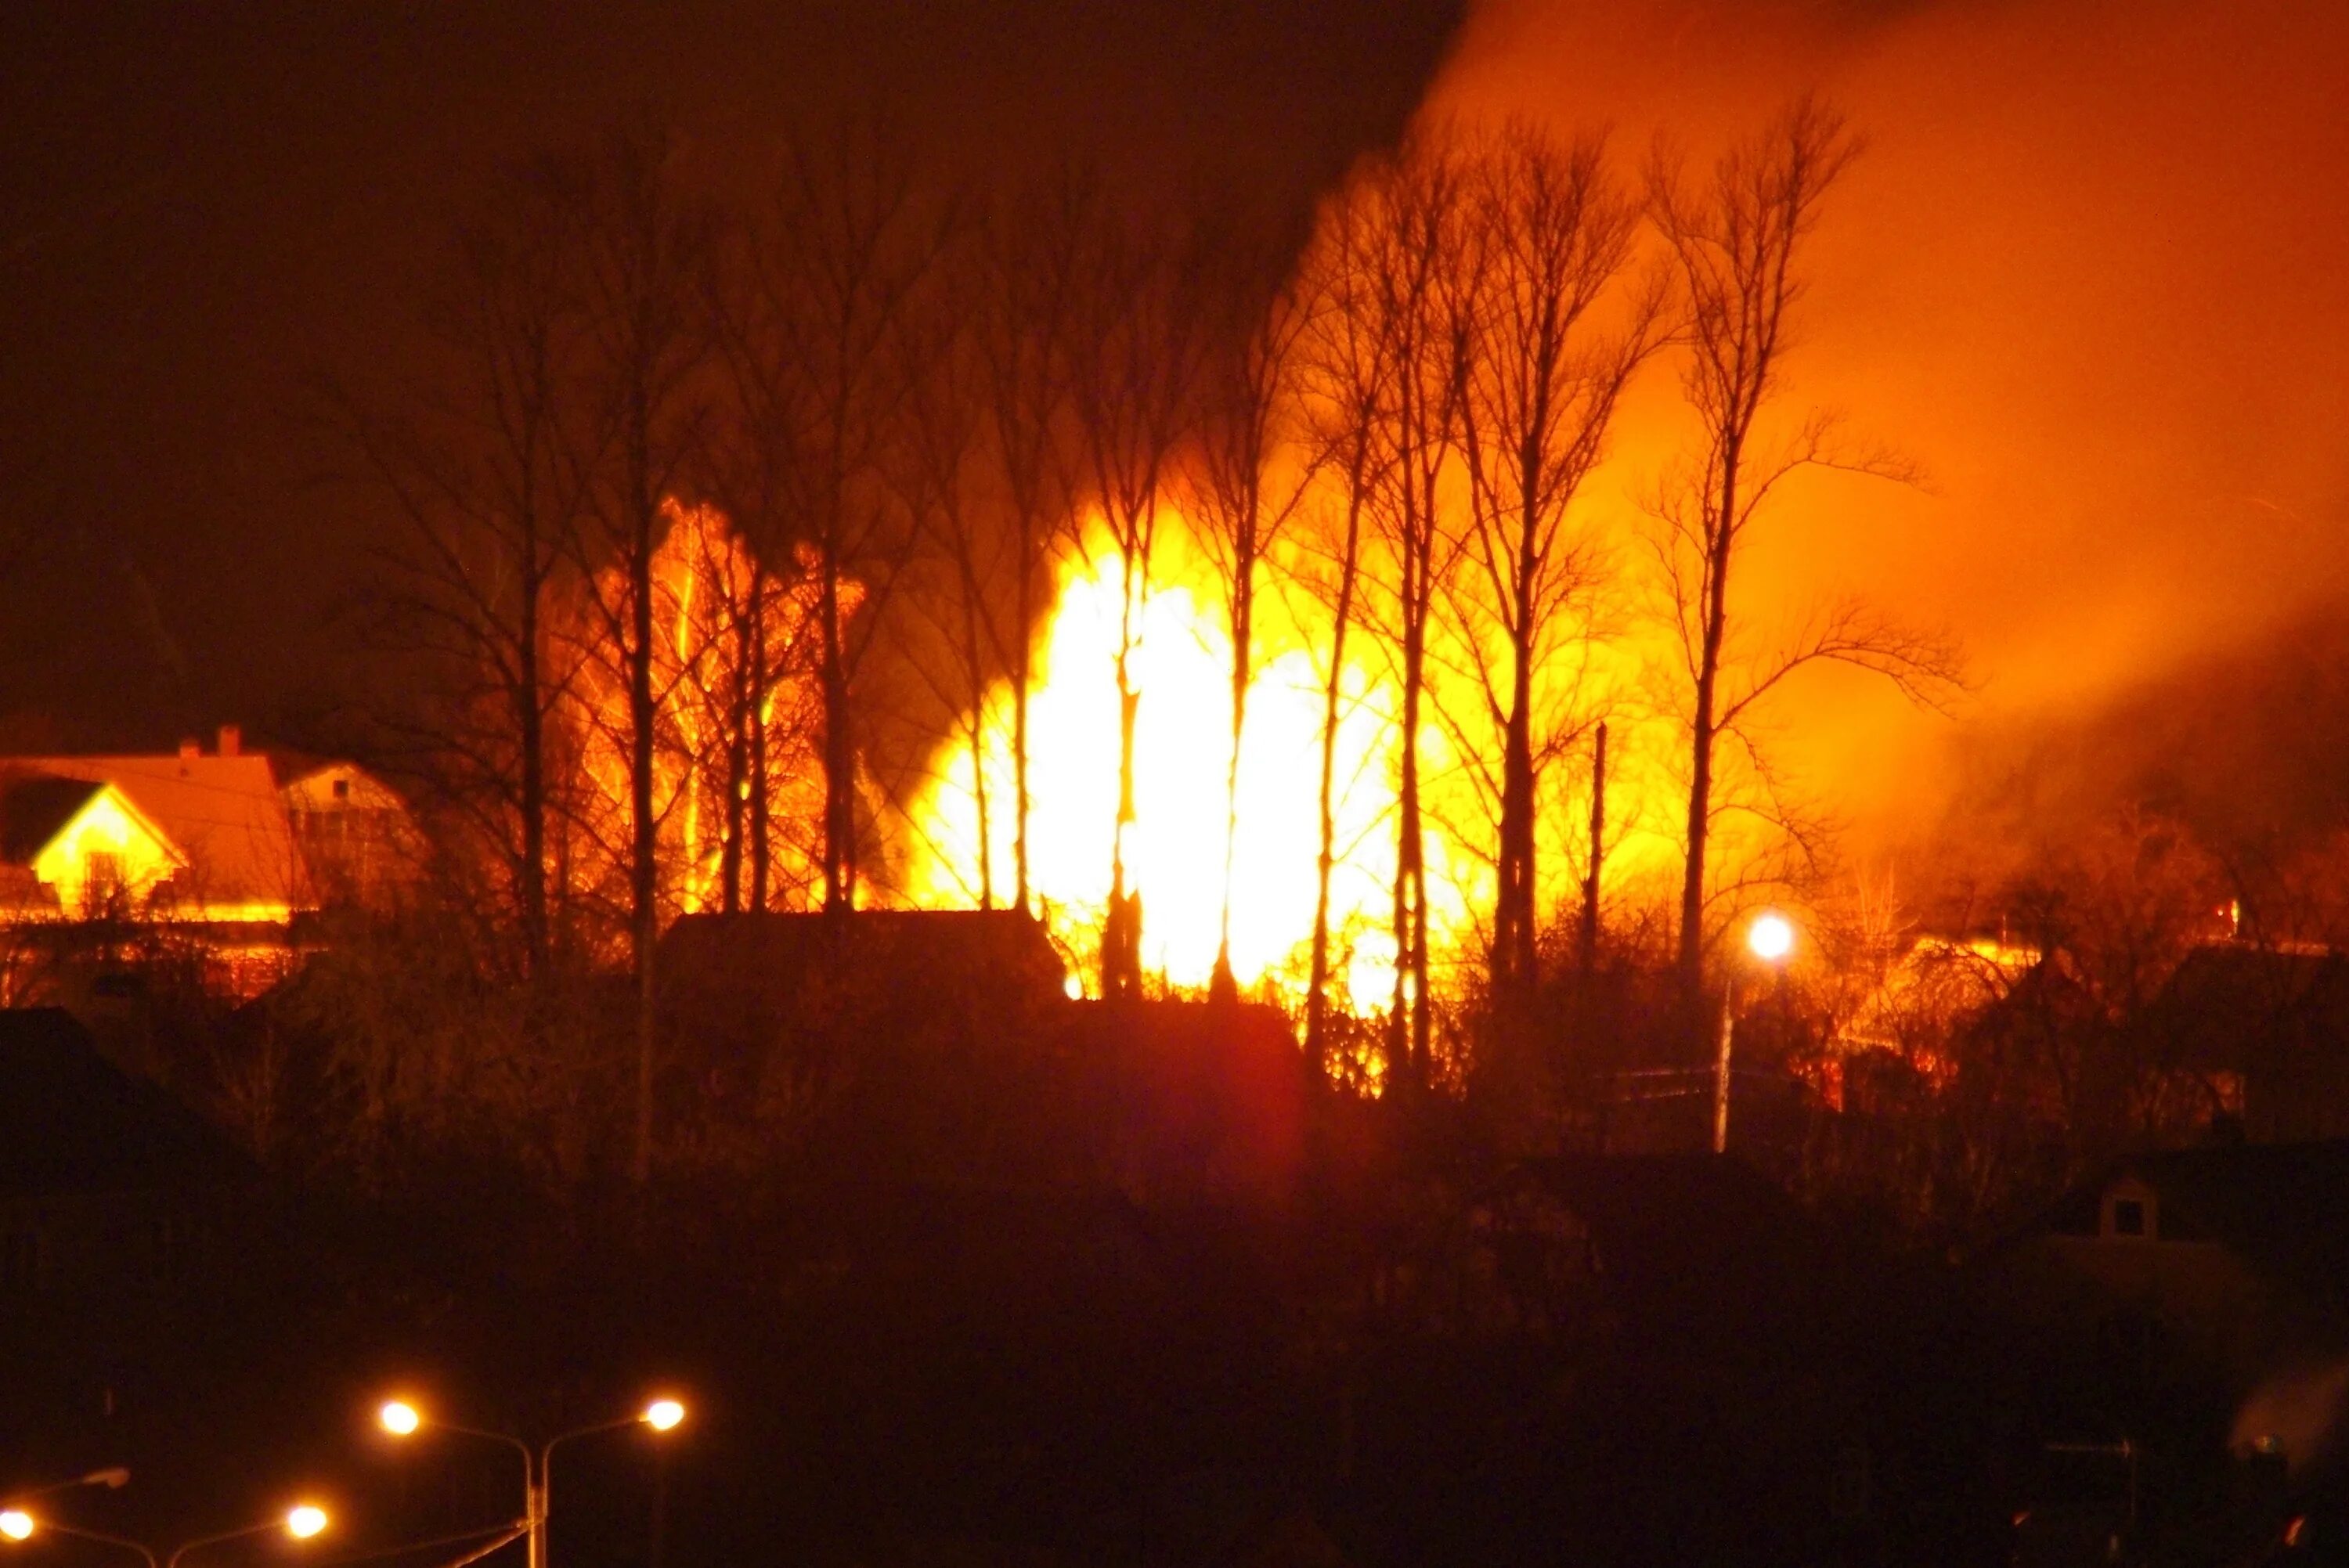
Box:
[217,724,240,758]
[179,738,200,759]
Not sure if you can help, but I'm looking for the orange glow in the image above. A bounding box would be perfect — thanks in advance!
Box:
[0,1513,31,1543]
[378,1400,420,1436]
[642,1398,685,1431]
[568,501,840,923]
[285,1508,328,1541]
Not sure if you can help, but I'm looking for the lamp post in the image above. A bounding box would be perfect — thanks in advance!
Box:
[377,1397,684,1568]
[1715,911,1795,1154]
[0,1504,325,1568]
[166,1508,328,1568]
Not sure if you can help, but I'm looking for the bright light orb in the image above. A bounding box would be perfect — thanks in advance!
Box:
[0,1512,33,1543]
[286,1507,328,1541]
[378,1400,421,1436]
[642,1399,685,1432]
[1748,912,1795,964]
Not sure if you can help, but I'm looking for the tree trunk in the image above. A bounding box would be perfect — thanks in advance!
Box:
[819,538,856,913]
[1580,720,1606,974]
[517,553,550,981]
[1102,542,1144,999]
[1678,440,1738,1011]
[1306,469,1365,1076]
[628,465,660,1190]
[749,601,771,912]
[1012,517,1035,915]
[1212,523,1254,1005]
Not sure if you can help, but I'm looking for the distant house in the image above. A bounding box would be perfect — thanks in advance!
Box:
[1477,1155,1999,1565]
[0,729,307,926]
[2137,941,2349,1140]
[661,907,1073,1021]
[0,730,322,1005]
[278,759,423,909]
[0,1007,247,1309]
[1973,1139,2349,1465]
[659,908,1308,1200]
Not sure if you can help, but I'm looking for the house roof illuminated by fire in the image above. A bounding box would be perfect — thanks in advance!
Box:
[0,730,309,926]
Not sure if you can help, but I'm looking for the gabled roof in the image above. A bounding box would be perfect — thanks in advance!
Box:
[661,907,1070,1010]
[0,754,301,911]
[0,775,104,863]
[0,1007,249,1199]
[2037,1139,2349,1300]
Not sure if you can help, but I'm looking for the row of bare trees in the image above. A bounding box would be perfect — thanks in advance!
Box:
[337,96,1961,1151]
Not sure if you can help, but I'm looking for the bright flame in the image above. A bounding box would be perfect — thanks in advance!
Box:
[906,524,1483,1007]
[378,1400,420,1436]
[0,1513,31,1543]
[285,1507,328,1541]
[643,1398,685,1431]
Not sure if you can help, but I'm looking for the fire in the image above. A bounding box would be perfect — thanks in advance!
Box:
[905,520,1485,1005]
[568,501,838,922]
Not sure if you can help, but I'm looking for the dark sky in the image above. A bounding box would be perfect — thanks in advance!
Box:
[0,0,1465,752]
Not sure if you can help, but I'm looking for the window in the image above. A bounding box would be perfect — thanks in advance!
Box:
[2112,1198,2146,1237]
[332,777,350,801]
[85,851,123,894]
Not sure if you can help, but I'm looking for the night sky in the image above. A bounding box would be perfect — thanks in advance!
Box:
[0,0,1463,750]
[9,0,2349,871]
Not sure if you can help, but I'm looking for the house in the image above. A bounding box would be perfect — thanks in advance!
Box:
[0,1007,260,1460]
[1453,1155,2005,1567]
[0,730,306,926]
[658,909,1309,1201]
[0,730,319,1004]
[0,1006,248,1309]
[2135,940,2349,1141]
[1973,1140,2349,1465]
[278,759,423,910]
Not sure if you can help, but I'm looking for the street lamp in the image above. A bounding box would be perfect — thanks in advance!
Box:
[377,1396,686,1568]
[0,1471,143,1568]
[165,1507,330,1568]
[0,1503,323,1568]
[1715,910,1796,1153]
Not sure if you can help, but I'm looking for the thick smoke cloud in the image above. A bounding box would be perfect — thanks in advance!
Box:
[1418,0,2349,863]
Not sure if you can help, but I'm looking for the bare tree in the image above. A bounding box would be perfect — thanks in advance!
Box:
[890,240,1018,909]
[566,120,711,1187]
[1294,178,1392,1075]
[1647,96,1960,1013]
[333,158,603,988]
[1187,211,1318,1001]
[1064,199,1207,999]
[1359,137,1477,1090]
[725,115,954,913]
[1452,123,1664,1018]
[972,171,1090,914]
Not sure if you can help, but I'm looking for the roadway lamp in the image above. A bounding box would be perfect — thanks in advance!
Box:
[1715,910,1798,1153]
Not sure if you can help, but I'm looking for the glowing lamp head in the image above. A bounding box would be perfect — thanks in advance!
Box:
[642,1399,685,1432]
[0,1512,33,1543]
[1061,972,1084,1001]
[378,1400,420,1436]
[1747,912,1795,964]
[285,1507,328,1541]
